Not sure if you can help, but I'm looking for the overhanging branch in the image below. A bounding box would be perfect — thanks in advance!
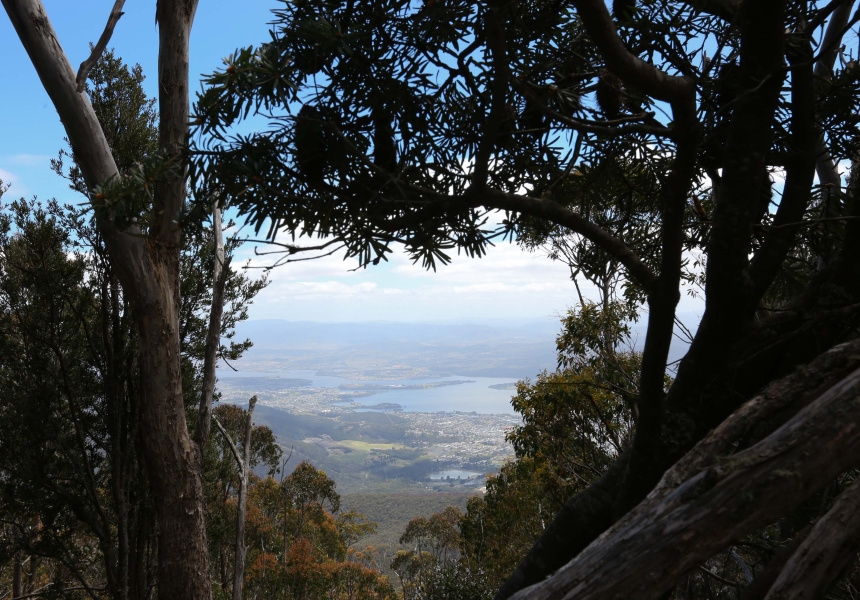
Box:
[481,188,659,294]
[75,0,126,92]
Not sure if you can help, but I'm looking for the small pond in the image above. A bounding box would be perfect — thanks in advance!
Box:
[428,469,482,480]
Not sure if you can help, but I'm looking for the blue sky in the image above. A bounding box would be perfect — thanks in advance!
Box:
[0,1,703,325]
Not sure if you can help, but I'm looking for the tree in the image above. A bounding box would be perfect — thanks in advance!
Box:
[191,0,860,598]
[206,397,281,600]
[451,303,638,593]
[2,1,225,597]
[237,461,391,599]
[0,198,145,599]
[0,44,264,600]
[393,507,490,600]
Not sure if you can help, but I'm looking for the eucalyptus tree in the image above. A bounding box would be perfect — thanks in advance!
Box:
[1,0,258,593]
[191,0,860,598]
[0,49,265,598]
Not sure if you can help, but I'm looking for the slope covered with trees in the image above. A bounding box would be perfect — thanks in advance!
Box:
[6,0,860,598]
[189,0,860,598]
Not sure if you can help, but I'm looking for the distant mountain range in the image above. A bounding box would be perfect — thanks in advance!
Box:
[228,319,562,379]
[226,314,700,380]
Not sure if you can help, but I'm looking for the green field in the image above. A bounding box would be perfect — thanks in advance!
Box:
[337,440,411,451]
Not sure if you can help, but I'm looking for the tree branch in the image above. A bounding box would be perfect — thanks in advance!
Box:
[472,6,509,190]
[195,198,230,452]
[75,0,126,92]
[213,415,243,470]
[749,42,817,298]
[811,0,853,188]
[512,77,671,138]
[763,475,860,598]
[499,5,701,594]
[2,0,120,190]
[481,188,659,293]
[571,0,695,113]
[510,357,860,600]
[677,0,740,20]
[1,0,153,293]
[568,0,701,517]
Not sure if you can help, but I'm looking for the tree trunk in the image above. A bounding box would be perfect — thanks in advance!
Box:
[233,396,256,600]
[25,555,38,594]
[509,341,860,599]
[12,551,23,599]
[1,1,211,598]
[213,396,258,600]
[136,265,211,598]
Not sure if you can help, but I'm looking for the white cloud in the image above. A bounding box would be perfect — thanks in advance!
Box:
[232,216,705,324]
[0,167,26,197]
[240,235,594,322]
[6,154,52,167]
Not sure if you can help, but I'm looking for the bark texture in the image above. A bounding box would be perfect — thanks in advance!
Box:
[234,396,256,600]
[196,202,228,451]
[763,476,860,599]
[510,343,860,599]
[2,1,211,598]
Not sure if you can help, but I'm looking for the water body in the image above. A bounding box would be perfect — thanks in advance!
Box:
[429,469,482,480]
[218,369,520,414]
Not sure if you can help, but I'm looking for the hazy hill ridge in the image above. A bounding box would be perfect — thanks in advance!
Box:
[227,319,561,379]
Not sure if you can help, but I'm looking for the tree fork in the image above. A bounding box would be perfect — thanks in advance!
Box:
[2,1,212,597]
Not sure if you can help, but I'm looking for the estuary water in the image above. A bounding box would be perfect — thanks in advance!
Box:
[218,369,520,414]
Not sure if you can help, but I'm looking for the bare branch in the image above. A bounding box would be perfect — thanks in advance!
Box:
[2,0,120,191]
[212,415,243,470]
[195,199,230,452]
[75,0,126,93]
[765,214,860,230]
[251,243,346,269]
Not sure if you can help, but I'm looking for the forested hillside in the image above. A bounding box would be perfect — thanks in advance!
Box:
[4,0,860,598]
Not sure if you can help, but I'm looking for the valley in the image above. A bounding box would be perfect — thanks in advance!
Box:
[211,319,563,571]
[216,319,560,493]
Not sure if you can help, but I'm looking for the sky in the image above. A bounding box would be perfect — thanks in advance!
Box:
[0,1,704,325]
